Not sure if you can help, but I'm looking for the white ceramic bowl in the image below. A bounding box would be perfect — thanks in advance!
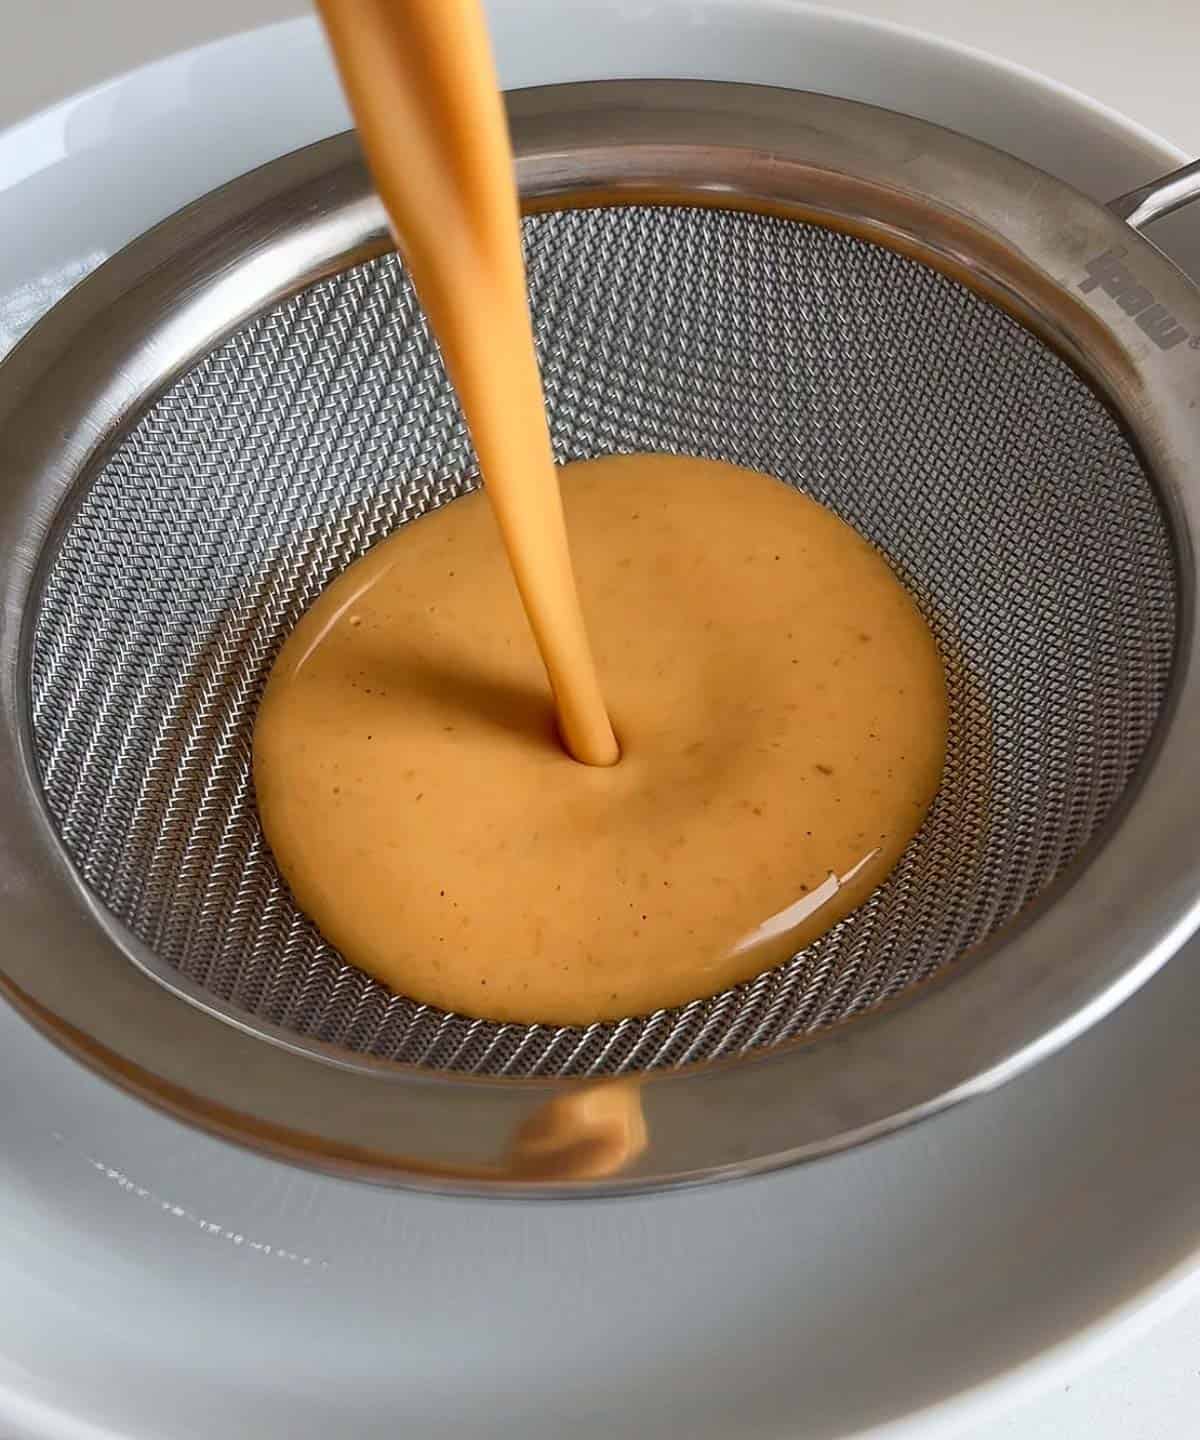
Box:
[0,6,1198,1438]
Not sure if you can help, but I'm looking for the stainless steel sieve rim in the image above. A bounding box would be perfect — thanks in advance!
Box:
[1,81,1198,1194]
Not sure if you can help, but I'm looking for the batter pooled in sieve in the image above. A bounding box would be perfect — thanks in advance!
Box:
[254,454,947,1026]
[262,0,948,1025]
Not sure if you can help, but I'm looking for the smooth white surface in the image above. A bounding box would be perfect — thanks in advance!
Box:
[0,4,1198,1439]
[1,0,1197,156]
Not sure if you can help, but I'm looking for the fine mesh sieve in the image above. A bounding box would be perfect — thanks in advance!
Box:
[29,207,1176,1075]
[2,83,1200,1191]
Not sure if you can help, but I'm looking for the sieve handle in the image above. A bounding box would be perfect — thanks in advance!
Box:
[1109,158,1200,232]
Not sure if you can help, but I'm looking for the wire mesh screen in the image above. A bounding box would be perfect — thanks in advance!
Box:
[29,204,1176,1075]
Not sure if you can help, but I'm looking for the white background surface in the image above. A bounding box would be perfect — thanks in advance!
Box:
[0,2,1198,1437]
[0,0,1196,154]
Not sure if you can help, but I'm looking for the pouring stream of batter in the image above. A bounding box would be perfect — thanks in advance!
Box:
[316,0,618,766]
